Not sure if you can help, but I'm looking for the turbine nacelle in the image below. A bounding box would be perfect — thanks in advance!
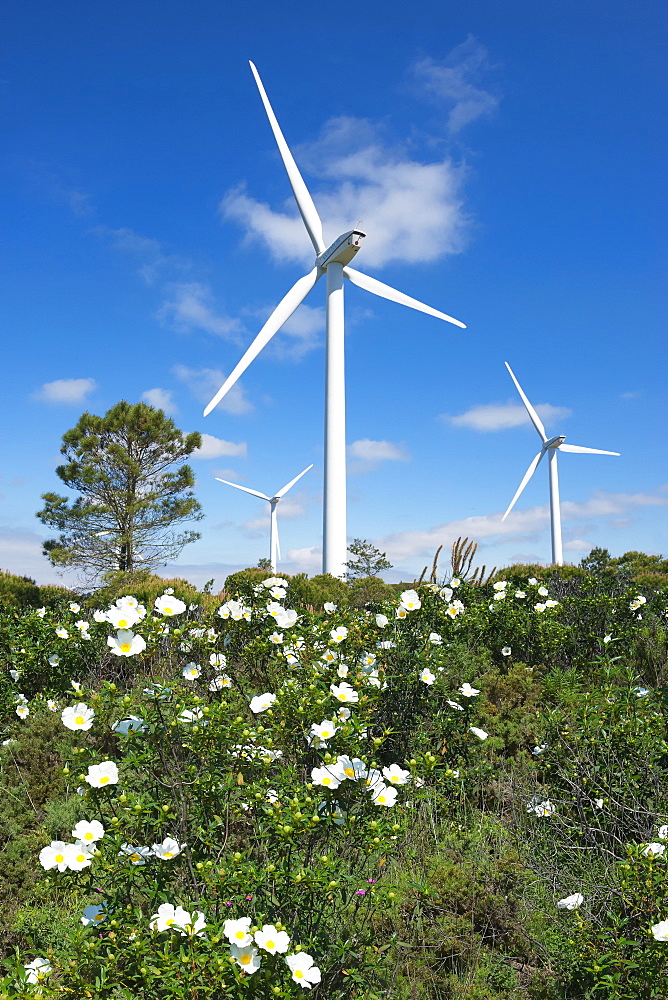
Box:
[316,230,366,270]
[545,435,566,450]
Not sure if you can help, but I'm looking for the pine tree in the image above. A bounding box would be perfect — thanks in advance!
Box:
[37,402,203,582]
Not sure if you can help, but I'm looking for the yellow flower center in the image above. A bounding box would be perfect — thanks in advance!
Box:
[235,931,245,940]
[240,954,251,965]
[120,643,132,652]
[55,853,64,863]
[378,795,387,804]
[100,776,109,784]
[295,970,304,979]
[94,914,104,922]
[339,695,347,701]
[84,832,93,840]
[164,607,173,614]
[75,716,85,725]
[266,940,275,949]
[345,768,354,777]
[130,854,140,863]
[166,919,174,926]
[118,618,128,627]
[164,851,174,857]
[323,777,331,785]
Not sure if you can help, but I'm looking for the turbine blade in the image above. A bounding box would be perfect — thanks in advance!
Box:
[559,443,620,456]
[344,267,466,328]
[249,61,326,255]
[502,450,546,521]
[215,479,271,502]
[275,463,314,499]
[504,362,547,443]
[204,268,320,416]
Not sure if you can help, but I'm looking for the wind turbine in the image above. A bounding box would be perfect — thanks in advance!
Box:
[204,61,466,578]
[501,362,620,565]
[216,463,313,573]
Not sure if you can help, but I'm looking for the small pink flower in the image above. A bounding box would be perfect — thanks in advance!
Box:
[355,889,366,896]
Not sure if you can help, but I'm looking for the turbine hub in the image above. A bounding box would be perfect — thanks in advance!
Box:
[316,229,366,270]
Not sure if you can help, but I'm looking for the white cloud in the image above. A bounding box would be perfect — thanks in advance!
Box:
[159,283,243,340]
[191,433,247,460]
[443,401,572,432]
[348,439,409,462]
[97,226,190,284]
[285,545,322,574]
[377,488,668,564]
[413,37,500,134]
[173,365,253,416]
[142,388,178,414]
[221,115,468,270]
[243,500,306,538]
[564,538,592,552]
[32,378,97,405]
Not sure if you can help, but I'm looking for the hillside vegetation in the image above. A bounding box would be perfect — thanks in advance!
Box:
[0,557,667,999]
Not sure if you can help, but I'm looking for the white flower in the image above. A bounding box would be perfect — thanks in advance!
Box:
[47,699,58,711]
[285,952,321,989]
[311,764,345,789]
[85,761,119,788]
[446,604,463,618]
[420,668,436,686]
[93,609,107,622]
[330,626,348,643]
[71,679,83,694]
[400,589,421,611]
[254,925,291,954]
[594,798,604,809]
[323,602,337,613]
[182,662,201,681]
[249,692,277,714]
[557,893,583,910]
[36,607,46,617]
[81,903,108,926]
[493,591,506,601]
[545,599,559,608]
[269,632,284,644]
[310,720,339,743]
[39,840,71,871]
[16,704,29,720]
[321,649,338,664]
[501,646,512,656]
[154,594,186,616]
[439,587,453,601]
[337,755,367,780]
[375,614,389,627]
[210,652,227,669]
[447,699,464,711]
[24,957,52,984]
[9,669,19,681]
[336,664,349,678]
[651,919,668,941]
[69,602,81,612]
[658,825,668,840]
[150,902,191,932]
[469,726,488,740]
[450,577,461,588]
[429,632,442,644]
[360,652,377,667]
[262,576,288,589]
[538,586,549,597]
[72,820,105,844]
[209,674,232,691]
[224,917,253,946]
[48,654,60,667]
[330,681,358,703]
[641,842,666,858]
[336,706,351,722]
[630,595,647,610]
[534,603,546,612]
[113,716,146,736]
[107,629,146,657]
[65,843,94,871]
[275,608,298,628]
[152,836,182,860]
[230,943,262,974]
[530,799,556,817]
[178,708,204,724]
[515,591,526,599]
[55,626,69,639]
[633,686,650,697]
[371,783,398,807]
[269,586,286,600]
[532,744,548,755]
[493,581,507,591]
[177,911,207,938]
[459,683,480,698]
[396,606,408,619]
[382,764,411,785]
[119,843,151,865]
[603,634,613,643]
[61,703,95,731]
[106,604,142,629]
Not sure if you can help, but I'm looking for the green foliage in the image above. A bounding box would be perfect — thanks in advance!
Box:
[36,401,203,582]
[0,571,41,610]
[1,563,668,997]
[91,572,220,614]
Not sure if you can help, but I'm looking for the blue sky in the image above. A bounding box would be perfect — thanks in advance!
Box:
[1,0,666,588]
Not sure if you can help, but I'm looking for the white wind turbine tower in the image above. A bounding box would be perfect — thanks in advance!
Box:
[204,61,466,578]
[216,464,313,574]
[502,361,620,565]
